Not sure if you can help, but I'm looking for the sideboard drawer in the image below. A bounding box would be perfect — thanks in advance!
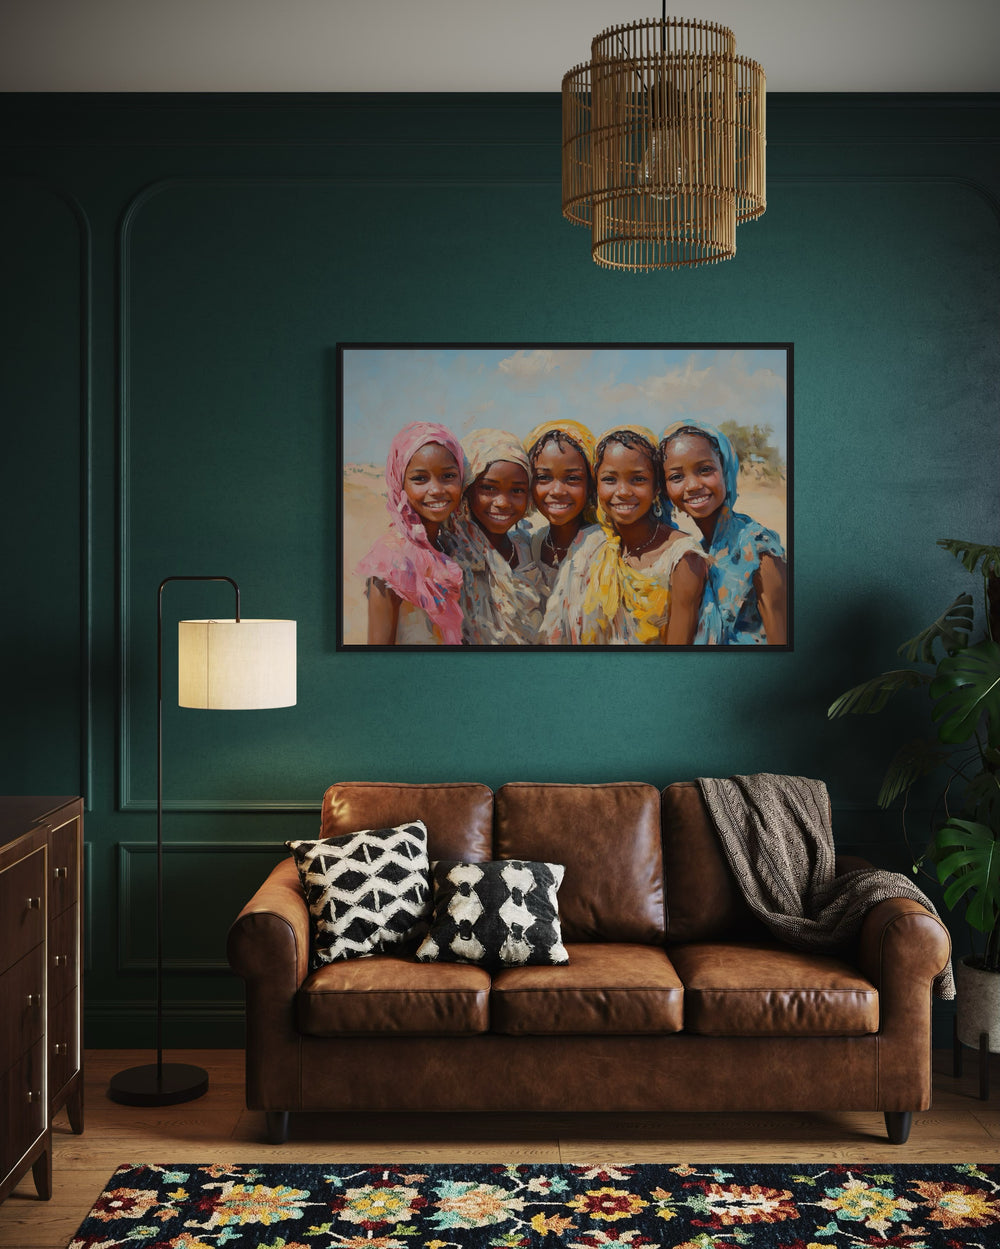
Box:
[48,816,80,919]
[0,850,46,976]
[49,991,80,1100]
[49,905,80,1002]
[0,946,46,1063]
[0,1039,46,1180]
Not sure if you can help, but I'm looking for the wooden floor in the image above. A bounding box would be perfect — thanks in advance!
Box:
[4,1047,1000,1248]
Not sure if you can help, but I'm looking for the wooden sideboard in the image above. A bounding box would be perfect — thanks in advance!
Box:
[0,796,84,1203]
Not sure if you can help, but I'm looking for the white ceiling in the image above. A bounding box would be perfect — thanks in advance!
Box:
[2,0,999,94]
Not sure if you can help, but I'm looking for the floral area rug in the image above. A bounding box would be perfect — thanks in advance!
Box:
[68,1161,1000,1249]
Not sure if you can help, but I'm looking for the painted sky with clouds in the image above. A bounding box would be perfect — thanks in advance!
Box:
[341,345,789,467]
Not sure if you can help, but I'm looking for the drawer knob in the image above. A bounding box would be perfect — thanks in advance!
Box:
[26,896,41,910]
[27,1089,42,1104]
[54,954,67,967]
[54,866,68,880]
[26,993,41,1007]
[54,1042,68,1056]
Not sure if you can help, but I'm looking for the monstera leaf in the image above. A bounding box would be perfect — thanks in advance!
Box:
[937,538,1000,581]
[827,669,930,719]
[963,757,1000,829]
[897,592,973,663]
[930,639,1000,747]
[875,738,952,809]
[934,818,1000,934]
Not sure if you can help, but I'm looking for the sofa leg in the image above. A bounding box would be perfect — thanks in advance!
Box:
[266,1111,289,1144]
[884,1111,912,1144]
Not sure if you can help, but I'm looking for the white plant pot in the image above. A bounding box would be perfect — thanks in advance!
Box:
[956,954,1000,1053]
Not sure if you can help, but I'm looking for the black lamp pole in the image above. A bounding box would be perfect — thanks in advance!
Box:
[108,576,239,1106]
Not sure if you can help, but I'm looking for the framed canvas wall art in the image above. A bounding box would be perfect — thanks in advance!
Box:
[338,343,792,650]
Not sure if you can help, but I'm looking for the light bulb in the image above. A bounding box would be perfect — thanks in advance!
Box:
[643,121,688,192]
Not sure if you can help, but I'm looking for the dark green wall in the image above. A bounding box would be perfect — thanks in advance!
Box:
[1,93,998,1047]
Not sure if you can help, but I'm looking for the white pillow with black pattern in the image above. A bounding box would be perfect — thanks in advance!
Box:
[416,859,569,970]
[286,820,431,968]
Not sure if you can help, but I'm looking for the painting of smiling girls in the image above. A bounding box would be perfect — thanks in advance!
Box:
[337,343,792,649]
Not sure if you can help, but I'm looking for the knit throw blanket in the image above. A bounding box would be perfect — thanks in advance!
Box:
[696,773,955,999]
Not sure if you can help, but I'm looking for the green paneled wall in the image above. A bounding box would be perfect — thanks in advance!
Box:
[1,93,998,1046]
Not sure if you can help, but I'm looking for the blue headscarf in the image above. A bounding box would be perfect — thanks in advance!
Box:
[660,419,785,645]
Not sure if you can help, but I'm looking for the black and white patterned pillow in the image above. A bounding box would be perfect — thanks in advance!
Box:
[415,859,569,970]
[286,821,431,968]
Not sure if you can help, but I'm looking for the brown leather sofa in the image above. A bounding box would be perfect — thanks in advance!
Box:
[227,780,952,1145]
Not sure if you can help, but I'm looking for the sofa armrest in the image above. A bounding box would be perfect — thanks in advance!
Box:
[855,896,952,1111]
[227,857,310,989]
[856,896,952,1012]
[227,857,310,1115]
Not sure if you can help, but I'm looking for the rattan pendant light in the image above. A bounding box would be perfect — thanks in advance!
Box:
[562,9,765,271]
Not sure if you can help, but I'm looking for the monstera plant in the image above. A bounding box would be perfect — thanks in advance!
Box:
[827,538,1000,974]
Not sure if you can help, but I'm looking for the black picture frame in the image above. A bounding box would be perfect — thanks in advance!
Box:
[337,342,792,650]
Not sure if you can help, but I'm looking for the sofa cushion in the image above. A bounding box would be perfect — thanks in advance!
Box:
[490,944,684,1035]
[322,781,494,862]
[495,782,665,943]
[416,860,569,970]
[287,821,431,968]
[296,954,491,1036]
[668,941,879,1037]
[661,782,767,942]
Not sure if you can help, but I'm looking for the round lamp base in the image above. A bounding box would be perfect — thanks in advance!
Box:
[108,1062,209,1107]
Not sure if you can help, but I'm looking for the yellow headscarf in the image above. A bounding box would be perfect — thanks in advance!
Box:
[524,419,598,526]
[582,424,670,644]
[523,419,597,468]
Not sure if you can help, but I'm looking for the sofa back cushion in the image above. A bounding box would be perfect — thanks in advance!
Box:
[495,782,665,943]
[661,782,763,942]
[321,782,493,863]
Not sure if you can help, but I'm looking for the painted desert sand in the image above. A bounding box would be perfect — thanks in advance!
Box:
[341,463,788,646]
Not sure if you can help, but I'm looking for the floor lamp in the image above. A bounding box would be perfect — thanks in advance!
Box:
[108,575,296,1107]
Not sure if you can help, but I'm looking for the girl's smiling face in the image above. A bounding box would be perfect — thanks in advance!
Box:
[468,459,530,535]
[662,433,726,523]
[403,442,463,525]
[531,439,590,528]
[596,440,658,528]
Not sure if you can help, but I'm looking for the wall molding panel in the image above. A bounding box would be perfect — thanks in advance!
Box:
[1,176,94,805]
[117,840,288,972]
[114,166,1000,813]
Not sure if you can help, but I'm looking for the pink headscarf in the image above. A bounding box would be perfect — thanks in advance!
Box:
[355,421,466,645]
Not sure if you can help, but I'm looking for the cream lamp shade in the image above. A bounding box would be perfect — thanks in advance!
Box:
[177,618,297,709]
